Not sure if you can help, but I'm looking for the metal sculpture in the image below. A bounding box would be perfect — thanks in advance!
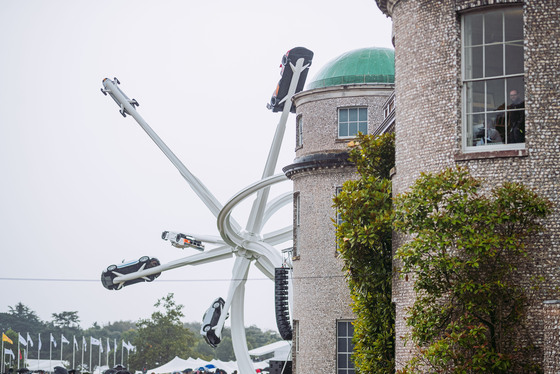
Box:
[99,48,313,373]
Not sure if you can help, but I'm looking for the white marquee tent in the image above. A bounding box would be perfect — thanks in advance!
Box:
[145,356,251,374]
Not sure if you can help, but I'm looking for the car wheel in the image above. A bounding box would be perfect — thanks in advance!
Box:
[203,324,211,332]
[139,256,149,263]
[212,301,221,308]
[108,265,117,271]
[282,55,288,67]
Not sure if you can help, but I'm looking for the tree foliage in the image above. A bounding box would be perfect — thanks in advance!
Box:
[52,311,80,328]
[393,167,552,373]
[333,133,395,373]
[128,294,196,370]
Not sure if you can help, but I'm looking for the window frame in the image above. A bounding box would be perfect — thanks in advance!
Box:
[338,107,368,139]
[296,115,303,149]
[461,6,525,152]
[336,320,355,374]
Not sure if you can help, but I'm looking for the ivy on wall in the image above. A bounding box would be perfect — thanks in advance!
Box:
[333,133,395,373]
[394,167,552,373]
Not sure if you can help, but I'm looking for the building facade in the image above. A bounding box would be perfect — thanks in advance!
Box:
[284,48,395,374]
[374,0,560,370]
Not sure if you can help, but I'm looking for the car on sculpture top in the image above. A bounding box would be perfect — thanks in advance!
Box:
[200,297,228,347]
[161,231,205,251]
[267,47,314,113]
[101,256,161,290]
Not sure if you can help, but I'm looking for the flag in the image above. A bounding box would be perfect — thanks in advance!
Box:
[38,334,42,351]
[61,335,69,345]
[73,336,78,350]
[2,333,13,344]
[26,333,34,347]
[100,343,103,353]
[4,348,15,359]
[90,337,100,346]
[83,336,87,352]
[50,333,57,348]
[19,349,22,359]
[18,333,27,346]
[127,341,135,352]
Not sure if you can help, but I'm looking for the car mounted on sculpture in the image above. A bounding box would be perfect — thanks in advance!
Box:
[267,47,314,113]
[200,297,228,347]
[161,230,205,251]
[101,256,161,290]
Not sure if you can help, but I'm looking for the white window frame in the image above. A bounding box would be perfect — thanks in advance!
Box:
[338,107,368,139]
[461,6,525,152]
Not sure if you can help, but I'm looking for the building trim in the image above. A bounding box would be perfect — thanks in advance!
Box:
[293,84,394,108]
[283,152,353,179]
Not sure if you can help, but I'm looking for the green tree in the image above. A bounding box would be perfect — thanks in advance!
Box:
[128,294,196,371]
[333,133,395,373]
[52,311,80,328]
[394,167,552,373]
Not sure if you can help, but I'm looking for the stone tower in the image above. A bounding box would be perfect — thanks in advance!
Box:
[374,0,560,371]
[283,47,394,374]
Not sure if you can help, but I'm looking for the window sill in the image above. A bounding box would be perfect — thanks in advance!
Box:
[455,148,527,161]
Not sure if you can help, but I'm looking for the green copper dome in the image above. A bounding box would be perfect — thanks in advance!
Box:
[307,47,395,89]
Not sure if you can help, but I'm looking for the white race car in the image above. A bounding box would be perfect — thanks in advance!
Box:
[161,231,205,251]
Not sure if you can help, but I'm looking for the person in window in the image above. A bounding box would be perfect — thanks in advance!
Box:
[508,89,525,143]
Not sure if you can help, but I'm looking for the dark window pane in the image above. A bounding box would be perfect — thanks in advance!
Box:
[485,44,503,77]
[465,81,485,113]
[338,354,347,368]
[338,338,347,352]
[486,78,505,111]
[505,43,524,75]
[338,321,347,336]
[507,76,525,107]
[488,111,506,144]
[465,13,483,46]
[348,322,354,335]
[504,8,523,41]
[467,113,485,146]
[465,46,483,79]
[485,11,503,43]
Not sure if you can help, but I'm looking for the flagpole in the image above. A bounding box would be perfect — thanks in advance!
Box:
[81,338,85,372]
[60,334,63,361]
[38,334,41,367]
[17,334,20,369]
[49,335,52,373]
[98,340,101,372]
[2,336,5,374]
[72,336,75,369]
[113,339,116,368]
[106,339,109,368]
[89,338,92,374]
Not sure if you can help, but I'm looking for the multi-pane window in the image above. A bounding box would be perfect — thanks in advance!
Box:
[296,115,303,148]
[463,7,525,148]
[293,192,300,257]
[338,108,367,138]
[337,320,355,374]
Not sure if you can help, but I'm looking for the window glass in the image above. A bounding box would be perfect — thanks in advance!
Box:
[504,8,523,41]
[463,7,524,149]
[338,108,368,139]
[337,321,355,374]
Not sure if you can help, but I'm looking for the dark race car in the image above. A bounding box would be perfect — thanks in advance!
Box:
[267,47,314,113]
[101,256,161,290]
[200,297,228,347]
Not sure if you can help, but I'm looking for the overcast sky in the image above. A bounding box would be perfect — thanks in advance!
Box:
[0,0,392,333]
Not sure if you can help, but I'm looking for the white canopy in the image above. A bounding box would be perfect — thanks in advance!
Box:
[25,359,69,372]
[146,356,265,374]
